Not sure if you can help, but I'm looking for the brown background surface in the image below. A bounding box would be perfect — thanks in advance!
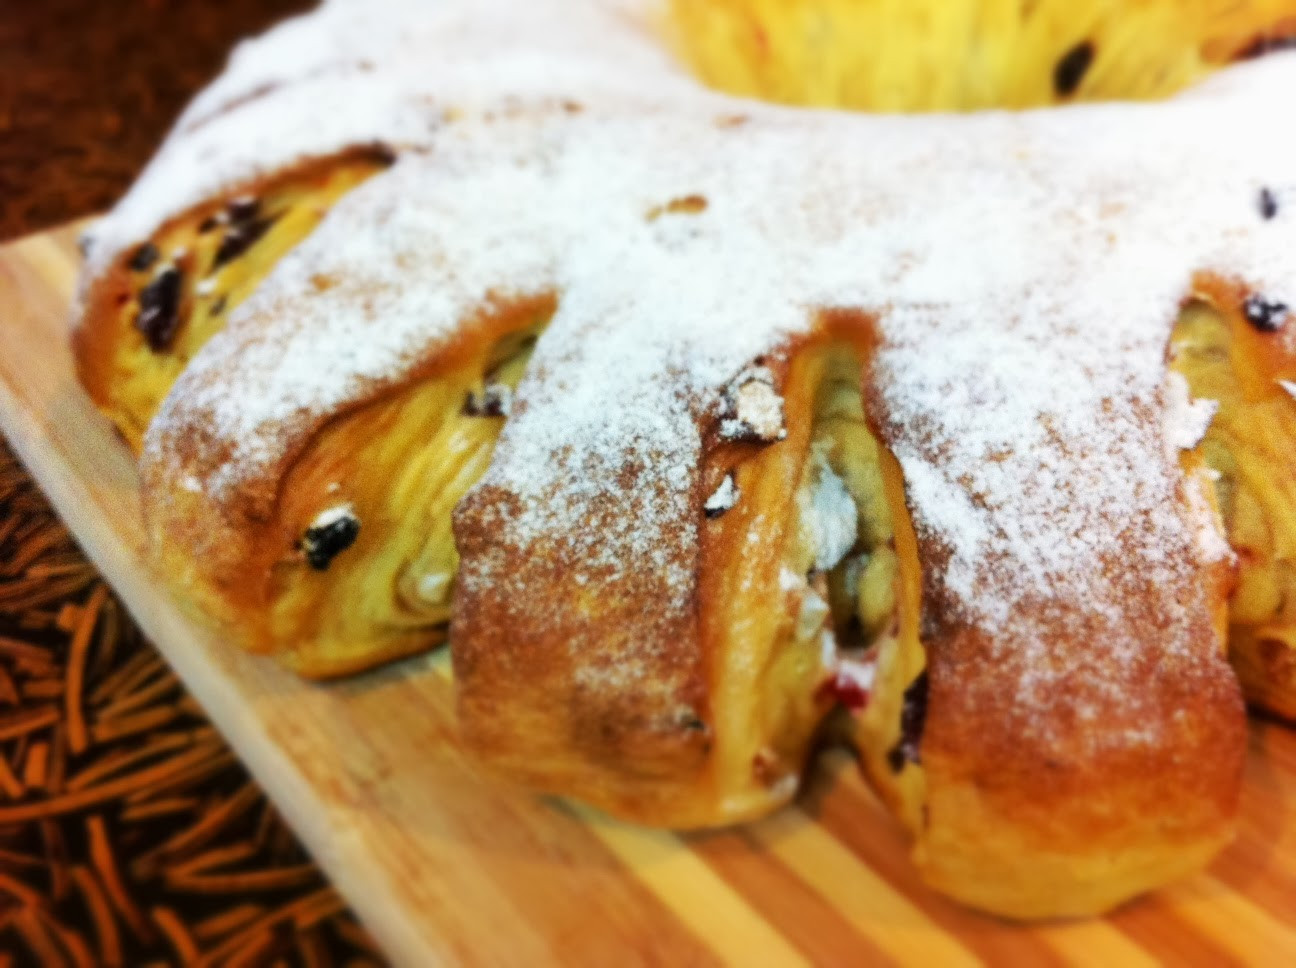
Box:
[1,1,389,963]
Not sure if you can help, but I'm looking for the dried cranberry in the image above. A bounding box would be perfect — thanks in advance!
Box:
[134,266,184,351]
[815,671,869,711]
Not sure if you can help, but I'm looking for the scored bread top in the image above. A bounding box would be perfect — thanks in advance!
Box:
[108,0,1296,821]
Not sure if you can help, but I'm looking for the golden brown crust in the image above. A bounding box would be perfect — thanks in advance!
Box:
[916,600,1243,917]
[74,147,394,454]
[859,344,1247,917]
[141,297,552,677]
[454,338,851,828]
[453,476,714,822]
[1231,630,1296,721]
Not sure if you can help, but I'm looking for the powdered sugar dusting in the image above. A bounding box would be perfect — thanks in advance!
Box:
[1163,371,1220,453]
[81,0,694,279]
[117,0,1296,746]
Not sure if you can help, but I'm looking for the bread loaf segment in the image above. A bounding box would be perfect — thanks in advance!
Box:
[73,0,1296,917]
[1171,281,1296,721]
[75,150,391,453]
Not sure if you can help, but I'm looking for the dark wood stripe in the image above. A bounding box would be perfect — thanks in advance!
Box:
[1106,894,1247,967]
[1204,719,1296,926]
[688,826,897,966]
[809,754,1068,968]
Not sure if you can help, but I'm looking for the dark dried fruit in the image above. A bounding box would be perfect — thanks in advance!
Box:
[210,295,227,316]
[198,213,223,234]
[1053,40,1095,98]
[1235,33,1296,61]
[226,195,261,223]
[368,141,398,167]
[127,242,159,272]
[886,671,929,771]
[462,384,512,417]
[1260,187,1279,220]
[680,714,708,733]
[1244,293,1289,332]
[300,509,360,571]
[134,266,184,351]
[212,216,276,270]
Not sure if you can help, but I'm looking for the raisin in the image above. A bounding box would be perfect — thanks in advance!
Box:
[1053,41,1095,98]
[134,266,184,351]
[300,510,360,571]
[462,384,512,417]
[1260,187,1279,220]
[127,242,159,273]
[226,195,261,223]
[1244,293,1288,332]
[212,216,276,270]
[368,141,398,167]
[1235,33,1296,61]
[886,671,929,771]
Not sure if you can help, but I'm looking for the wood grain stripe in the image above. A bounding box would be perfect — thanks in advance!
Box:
[746,805,980,967]
[818,756,1152,968]
[1031,919,1159,968]
[1153,874,1296,963]
[689,827,898,966]
[572,805,810,967]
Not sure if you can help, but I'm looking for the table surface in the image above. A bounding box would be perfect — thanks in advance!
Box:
[0,2,386,964]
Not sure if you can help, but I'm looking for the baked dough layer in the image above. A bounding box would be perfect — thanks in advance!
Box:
[75,150,389,453]
[1172,288,1296,720]
[73,0,1296,919]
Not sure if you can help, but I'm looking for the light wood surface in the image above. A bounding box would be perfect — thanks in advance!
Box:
[2,223,1294,966]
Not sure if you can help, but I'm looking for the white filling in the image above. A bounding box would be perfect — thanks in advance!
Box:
[795,584,831,644]
[800,453,859,573]
[415,571,453,604]
[835,656,877,694]
[1163,371,1219,454]
[703,473,740,516]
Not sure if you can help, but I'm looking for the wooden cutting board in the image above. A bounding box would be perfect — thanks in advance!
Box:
[2,223,1294,967]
